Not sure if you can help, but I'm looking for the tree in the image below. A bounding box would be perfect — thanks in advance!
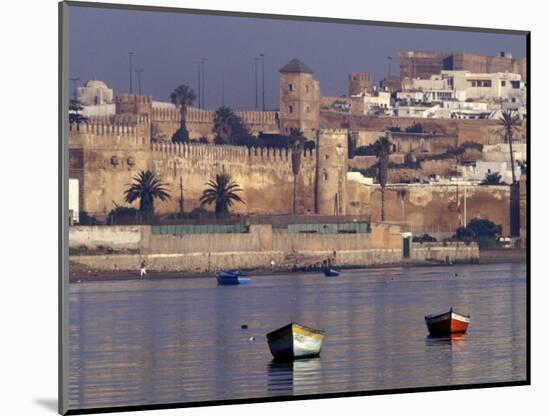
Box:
[481,172,504,185]
[212,106,254,146]
[498,109,522,184]
[172,125,190,143]
[373,136,392,221]
[454,218,502,248]
[170,85,196,144]
[170,84,196,121]
[124,170,171,221]
[199,173,244,218]
[69,99,88,125]
[288,128,306,214]
[347,133,358,158]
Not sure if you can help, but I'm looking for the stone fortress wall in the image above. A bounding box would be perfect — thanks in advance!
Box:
[70,57,526,237]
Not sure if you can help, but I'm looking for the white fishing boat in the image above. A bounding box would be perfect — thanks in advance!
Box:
[266,323,325,361]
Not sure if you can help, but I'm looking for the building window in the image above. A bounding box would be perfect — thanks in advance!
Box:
[305,84,309,93]
[288,84,293,91]
[501,80,506,87]
[306,106,310,113]
[325,154,329,160]
[323,170,328,181]
[288,105,293,114]
[511,80,520,89]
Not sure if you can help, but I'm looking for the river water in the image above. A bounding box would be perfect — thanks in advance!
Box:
[68,263,527,411]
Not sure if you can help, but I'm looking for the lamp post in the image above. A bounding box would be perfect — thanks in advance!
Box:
[70,77,79,101]
[194,60,202,108]
[387,56,393,79]
[260,53,265,111]
[129,52,134,93]
[201,58,207,109]
[254,56,259,109]
[134,69,144,95]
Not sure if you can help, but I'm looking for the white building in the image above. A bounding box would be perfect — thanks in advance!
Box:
[77,80,114,106]
[405,70,526,106]
[396,104,441,118]
[352,91,391,114]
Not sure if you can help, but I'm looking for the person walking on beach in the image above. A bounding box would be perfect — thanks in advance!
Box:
[140,260,147,277]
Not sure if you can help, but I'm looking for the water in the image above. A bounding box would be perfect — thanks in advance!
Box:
[68,263,527,411]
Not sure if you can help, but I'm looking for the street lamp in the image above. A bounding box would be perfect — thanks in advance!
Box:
[134,69,144,95]
[70,77,79,101]
[260,53,265,111]
[129,52,134,93]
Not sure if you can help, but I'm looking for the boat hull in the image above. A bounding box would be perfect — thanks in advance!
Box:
[267,323,325,360]
[324,269,340,277]
[425,310,470,336]
[216,271,248,285]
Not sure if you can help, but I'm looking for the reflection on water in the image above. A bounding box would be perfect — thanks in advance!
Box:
[267,358,322,396]
[69,263,527,411]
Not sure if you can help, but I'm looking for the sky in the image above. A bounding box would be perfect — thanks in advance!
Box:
[69,5,527,111]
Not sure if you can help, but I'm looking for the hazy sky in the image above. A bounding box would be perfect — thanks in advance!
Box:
[69,5,527,110]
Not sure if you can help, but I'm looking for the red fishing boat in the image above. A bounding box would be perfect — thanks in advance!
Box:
[424,308,470,336]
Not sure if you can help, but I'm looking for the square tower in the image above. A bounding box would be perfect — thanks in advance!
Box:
[279,58,320,140]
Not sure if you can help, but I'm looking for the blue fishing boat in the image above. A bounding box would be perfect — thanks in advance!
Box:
[323,268,340,277]
[216,271,250,285]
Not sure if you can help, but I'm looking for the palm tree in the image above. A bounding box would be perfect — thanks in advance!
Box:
[212,106,235,144]
[199,173,244,218]
[212,106,253,146]
[170,84,196,121]
[124,170,171,221]
[170,85,197,144]
[288,128,306,214]
[498,109,522,184]
[481,172,504,185]
[373,136,392,221]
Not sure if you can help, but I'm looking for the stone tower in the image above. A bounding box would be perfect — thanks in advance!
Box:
[115,94,153,117]
[316,129,348,215]
[348,72,373,96]
[279,58,320,140]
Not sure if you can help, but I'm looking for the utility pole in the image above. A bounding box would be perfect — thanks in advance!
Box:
[129,52,134,93]
[70,77,79,101]
[134,69,144,95]
[254,57,259,109]
[260,53,265,111]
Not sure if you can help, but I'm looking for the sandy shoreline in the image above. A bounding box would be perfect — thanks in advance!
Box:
[68,248,526,283]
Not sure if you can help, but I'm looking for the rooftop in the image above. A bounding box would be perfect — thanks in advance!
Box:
[279,58,314,74]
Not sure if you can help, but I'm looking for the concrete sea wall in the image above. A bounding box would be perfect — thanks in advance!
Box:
[69,223,479,273]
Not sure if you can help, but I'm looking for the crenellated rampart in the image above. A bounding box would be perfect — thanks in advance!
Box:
[69,120,149,149]
[150,142,316,167]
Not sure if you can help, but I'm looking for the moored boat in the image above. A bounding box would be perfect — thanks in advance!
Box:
[216,271,250,285]
[323,268,340,277]
[424,308,470,336]
[266,323,325,361]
